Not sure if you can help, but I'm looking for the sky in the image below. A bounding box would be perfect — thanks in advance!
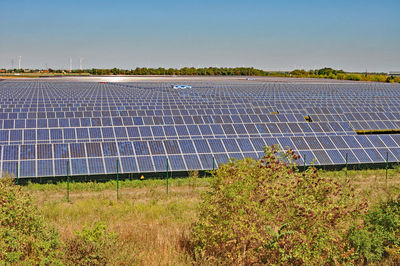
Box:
[0,0,399,72]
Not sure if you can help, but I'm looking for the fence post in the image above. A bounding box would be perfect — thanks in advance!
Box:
[166,158,169,194]
[67,161,70,202]
[345,153,348,184]
[303,154,306,172]
[116,158,119,200]
[212,156,215,172]
[386,152,389,186]
[16,162,19,185]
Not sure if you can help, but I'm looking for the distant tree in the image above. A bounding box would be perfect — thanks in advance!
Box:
[111,68,119,75]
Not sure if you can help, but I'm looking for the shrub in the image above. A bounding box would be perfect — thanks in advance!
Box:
[64,222,117,265]
[190,146,367,265]
[0,177,61,264]
[346,74,362,81]
[365,75,387,82]
[349,197,400,263]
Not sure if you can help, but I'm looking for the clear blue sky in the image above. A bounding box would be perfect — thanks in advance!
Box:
[0,0,399,72]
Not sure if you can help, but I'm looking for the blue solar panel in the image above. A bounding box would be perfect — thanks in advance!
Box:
[137,156,154,172]
[208,139,225,153]
[104,157,120,174]
[214,153,229,165]
[37,144,52,159]
[3,145,19,160]
[0,80,399,178]
[164,140,181,154]
[70,143,86,158]
[326,150,345,164]
[184,154,202,170]
[20,160,35,177]
[88,158,104,174]
[179,139,196,154]
[37,160,53,176]
[222,139,240,153]
[339,150,358,164]
[236,139,254,152]
[153,155,168,171]
[364,149,385,162]
[118,142,134,156]
[168,155,186,171]
[3,161,18,176]
[86,143,102,157]
[71,159,88,175]
[120,157,138,172]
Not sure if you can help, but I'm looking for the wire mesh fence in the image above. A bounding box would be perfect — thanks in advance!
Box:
[4,152,400,203]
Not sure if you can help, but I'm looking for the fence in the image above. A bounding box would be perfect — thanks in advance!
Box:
[7,152,399,202]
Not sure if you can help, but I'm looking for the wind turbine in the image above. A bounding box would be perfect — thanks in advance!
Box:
[69,57,72,71]
[80,57,84,70]
[18,56,21,69]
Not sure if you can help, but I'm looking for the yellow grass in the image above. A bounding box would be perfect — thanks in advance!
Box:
[22,167,400,265]
[27,181,204,265]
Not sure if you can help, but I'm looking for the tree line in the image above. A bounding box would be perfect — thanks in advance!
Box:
[1,66,399,83]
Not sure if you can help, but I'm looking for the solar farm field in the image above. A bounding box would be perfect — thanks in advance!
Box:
[0,78,400,179]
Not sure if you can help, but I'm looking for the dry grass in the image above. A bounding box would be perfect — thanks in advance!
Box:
[319,167,400,206]
[21,167,400,265]
[27,180,206,265]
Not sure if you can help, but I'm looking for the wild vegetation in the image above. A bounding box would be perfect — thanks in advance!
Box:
[0,176,60,264]
[189,147,365,264]
[1,150,400,265]
[288,67,400,83]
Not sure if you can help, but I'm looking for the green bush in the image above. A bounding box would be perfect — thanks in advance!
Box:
[190,146,367,265]
[0,177,61,264]
[64,222,117,265]
[349,197,400,263]
[346,74,362,81]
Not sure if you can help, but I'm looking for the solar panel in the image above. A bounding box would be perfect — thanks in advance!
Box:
[0,79,399,178]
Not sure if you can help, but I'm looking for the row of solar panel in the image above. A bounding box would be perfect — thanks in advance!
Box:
[1,111,399,124]
[0,91,398,99]
[1,95,398,102]
[305,107,394,115]
[0,99,398,107]
[0,122,356,144]
[0,113,308,125]
[3,98,395,107]
[0,114,357,129]
[0,120,395,134]
[0,109,295,118]
[0,95,397,102]
[2,85,399,98]
[2,146,400,178]
[1,134,400,161]
[0,104,398,117]
[309,113,400,122]
[0,104,274,112]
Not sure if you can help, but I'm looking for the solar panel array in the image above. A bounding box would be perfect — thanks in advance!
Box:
[0,79,399,178]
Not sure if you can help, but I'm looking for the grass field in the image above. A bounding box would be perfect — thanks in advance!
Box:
[24,176,208,265]
[19,167,400,265]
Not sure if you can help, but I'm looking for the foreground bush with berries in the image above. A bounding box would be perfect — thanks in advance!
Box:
[0,176,61,264]
[190,146,368,265]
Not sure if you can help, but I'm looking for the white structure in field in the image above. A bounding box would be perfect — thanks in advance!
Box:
[172,85,192,89]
